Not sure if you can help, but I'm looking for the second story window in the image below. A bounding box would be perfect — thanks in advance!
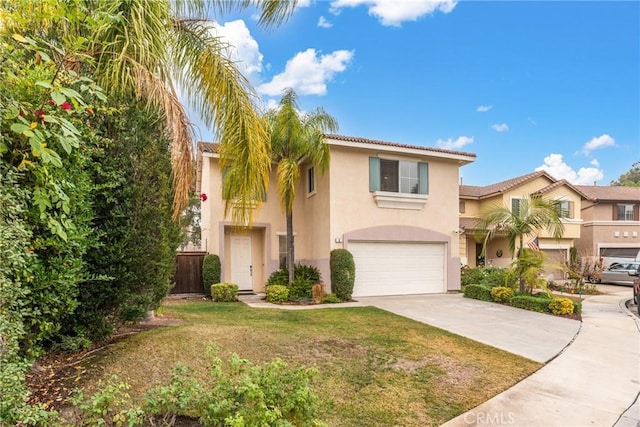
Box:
[307,166,315,195]
[511,198,525,217]
[558,200,573,219]
[369,157,428,195]
[616,204,634,221]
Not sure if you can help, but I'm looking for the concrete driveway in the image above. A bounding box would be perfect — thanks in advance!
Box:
[356,293,580,363]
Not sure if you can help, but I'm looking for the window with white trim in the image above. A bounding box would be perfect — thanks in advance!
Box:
[558,200,574,219]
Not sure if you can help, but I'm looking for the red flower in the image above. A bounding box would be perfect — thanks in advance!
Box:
[34,109,47,124]
[200,193,208,202]
[61,101,72,110]
[48,99,55,105]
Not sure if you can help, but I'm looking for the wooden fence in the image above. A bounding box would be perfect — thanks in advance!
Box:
[171,251,207,294]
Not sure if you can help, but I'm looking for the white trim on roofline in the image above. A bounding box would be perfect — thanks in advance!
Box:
[326,137,476,164]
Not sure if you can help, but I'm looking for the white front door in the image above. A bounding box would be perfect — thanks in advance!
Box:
[231,236,253,291]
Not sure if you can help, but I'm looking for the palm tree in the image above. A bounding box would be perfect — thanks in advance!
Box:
[474,194,564,293]
[2,0,297,222]
[265,88,338,284]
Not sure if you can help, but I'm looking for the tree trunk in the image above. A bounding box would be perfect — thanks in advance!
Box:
[286,208,294,285]
[518,235,525,293]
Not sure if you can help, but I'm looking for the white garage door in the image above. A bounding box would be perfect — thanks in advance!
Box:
[348,241,445,297]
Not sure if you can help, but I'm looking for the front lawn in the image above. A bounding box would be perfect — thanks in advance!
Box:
[72,301,541,426]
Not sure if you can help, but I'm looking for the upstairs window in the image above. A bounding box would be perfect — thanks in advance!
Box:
[616,204,634,221]
[307,166,316,195]
[369,157,428,195]
[558,200,574,219]
[511,198,525,217]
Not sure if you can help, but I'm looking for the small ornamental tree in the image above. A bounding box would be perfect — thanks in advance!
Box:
[330,249,355,301]
[202,254,221,297]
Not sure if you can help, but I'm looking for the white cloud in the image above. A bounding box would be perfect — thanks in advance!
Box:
[318,16,333,28]
[257,48,354,96]
[206,20,263,82]
[330,0,457,26]
[581,134,616,155]
[476,105,492,112]
[535,153,604,185]
[435,136,474,150]
[492,123,509,132]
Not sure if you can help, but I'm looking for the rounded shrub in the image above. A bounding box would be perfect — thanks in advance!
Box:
[549,297,575,315]
[490,286,514,303]
[266,285,289,303]
[267,268,289,286]
[330,249,355,301]
[211,282,238,302]
[202,254,221,297]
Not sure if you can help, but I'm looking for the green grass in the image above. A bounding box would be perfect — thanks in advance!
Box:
[82,301,541,426]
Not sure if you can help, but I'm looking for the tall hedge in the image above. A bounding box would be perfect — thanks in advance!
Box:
[202,254,221,297]
[61,105,181,342]
[330,249,356,301]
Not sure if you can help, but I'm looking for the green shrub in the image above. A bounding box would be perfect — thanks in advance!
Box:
[461,266,517,288]
[330,249,355,301]
[267,264,321,287]
[289,276,314,300]
[267,268,289,286]
[491,286,514,303]
[266,285,289,303]
[72,350,324,426]
[321,294,341,304]
[463,284,493,301]
[211,283,238,302]
[509,295,552,313]
[549,297,575,315]
[573,300,582,315]
[202,254,221,297]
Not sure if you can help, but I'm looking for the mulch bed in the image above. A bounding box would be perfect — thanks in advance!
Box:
[25,316,182,412]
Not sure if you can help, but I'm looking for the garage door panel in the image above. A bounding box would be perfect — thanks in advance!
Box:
[349,241,445,297]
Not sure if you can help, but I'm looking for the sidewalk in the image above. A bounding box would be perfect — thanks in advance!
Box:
[441,288,640,427]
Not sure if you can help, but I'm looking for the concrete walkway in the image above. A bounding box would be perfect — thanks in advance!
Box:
[240,287,640,426]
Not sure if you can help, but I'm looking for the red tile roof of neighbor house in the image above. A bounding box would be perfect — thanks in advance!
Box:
[574,184,640,202]
[198,142,219,153]
[459,170,590,200]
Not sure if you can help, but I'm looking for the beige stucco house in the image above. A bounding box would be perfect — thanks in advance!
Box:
[458,171,588,278]
[573,184,640,265]
[197,134,476,297]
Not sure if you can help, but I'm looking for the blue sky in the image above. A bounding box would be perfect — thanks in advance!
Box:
[189,0,639,187]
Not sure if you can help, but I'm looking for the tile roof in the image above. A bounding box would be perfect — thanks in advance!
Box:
[574,185,640,202]
[460,171,550,198]
[324,134,476,159]
[199,135,477,160]
[198,142,219,153]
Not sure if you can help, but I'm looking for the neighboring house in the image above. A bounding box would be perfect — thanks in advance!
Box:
[197,134,476,297]
[458,171,588,279]
[573,184,640,266]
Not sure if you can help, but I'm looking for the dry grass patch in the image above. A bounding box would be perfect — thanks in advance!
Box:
[75,301,541,426]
